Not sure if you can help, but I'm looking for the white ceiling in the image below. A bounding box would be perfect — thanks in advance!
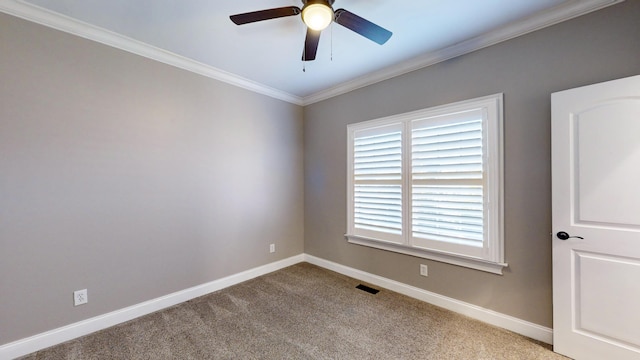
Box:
[0,0,620,104]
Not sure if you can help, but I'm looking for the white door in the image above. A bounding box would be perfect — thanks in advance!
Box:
[552,75,640,360]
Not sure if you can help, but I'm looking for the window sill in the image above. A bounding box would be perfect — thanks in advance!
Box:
[345,234,508,275]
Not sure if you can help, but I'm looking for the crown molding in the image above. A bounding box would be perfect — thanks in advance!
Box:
[1,0,623,107]
[0,0,305,105]
[301,0,624,105]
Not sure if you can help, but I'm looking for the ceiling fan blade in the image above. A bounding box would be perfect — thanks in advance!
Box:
[302,29,321,61]
[230,6,301,25]
[334,9,392,45]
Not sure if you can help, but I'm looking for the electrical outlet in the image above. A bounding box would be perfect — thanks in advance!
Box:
[269,244,275,253]
[420,264,428,277]
[74,289,88,306]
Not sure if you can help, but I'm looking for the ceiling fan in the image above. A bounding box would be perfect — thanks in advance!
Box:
[230,0,392,61]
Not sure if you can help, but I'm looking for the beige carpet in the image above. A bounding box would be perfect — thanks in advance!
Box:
[20,263,568,359]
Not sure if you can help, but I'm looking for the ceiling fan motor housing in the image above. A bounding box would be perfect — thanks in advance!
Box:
[301,0,335,31]
[301,0,335,7]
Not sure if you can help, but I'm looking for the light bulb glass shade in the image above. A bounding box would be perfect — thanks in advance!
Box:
[302,3,334,31]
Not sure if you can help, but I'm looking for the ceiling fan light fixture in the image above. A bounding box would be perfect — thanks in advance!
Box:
[302,3,334,31]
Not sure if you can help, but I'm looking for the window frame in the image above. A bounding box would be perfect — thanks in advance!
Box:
[346,94,507,274]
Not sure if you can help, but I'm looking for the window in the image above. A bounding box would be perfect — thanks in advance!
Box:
[346,94,506,274]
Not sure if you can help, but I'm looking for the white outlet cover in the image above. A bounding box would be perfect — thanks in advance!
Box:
[420,264,428,277]
[74,289,88,306]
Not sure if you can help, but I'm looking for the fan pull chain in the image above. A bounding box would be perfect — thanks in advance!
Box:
[330,22,333,61]
[302,43,306,72]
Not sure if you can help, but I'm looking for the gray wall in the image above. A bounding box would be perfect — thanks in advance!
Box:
[0,14,304,344]
[304,1,640,328]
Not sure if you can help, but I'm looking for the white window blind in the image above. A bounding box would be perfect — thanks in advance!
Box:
[411,115,485,253]
[347,94,505,274]
[351,124,403,243]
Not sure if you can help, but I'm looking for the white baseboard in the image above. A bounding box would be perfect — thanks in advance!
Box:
[304,254,553,345]
[1,253,552,359]
[0,254,305,360]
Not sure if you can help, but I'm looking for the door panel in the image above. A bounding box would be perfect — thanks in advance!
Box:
[552,75,640,360]
[575,102,640,227]
[575,251,640,348]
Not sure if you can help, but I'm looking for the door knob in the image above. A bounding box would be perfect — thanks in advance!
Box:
[556,231,583,240]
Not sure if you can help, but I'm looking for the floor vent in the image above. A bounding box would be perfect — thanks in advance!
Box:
[356,284,380,294]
